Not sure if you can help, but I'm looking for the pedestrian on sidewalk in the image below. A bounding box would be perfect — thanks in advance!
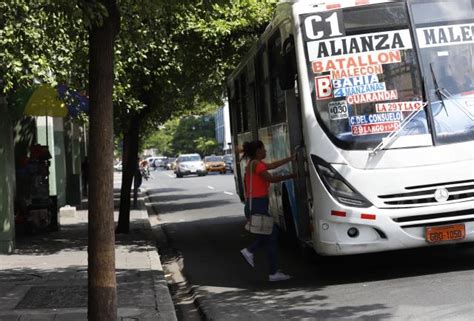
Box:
[133,159,143,209]
[81,156,89,197]
[240,140,295,282]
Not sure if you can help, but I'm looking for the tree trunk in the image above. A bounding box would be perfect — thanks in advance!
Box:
[116,114,140,233]
[87,1,120,320]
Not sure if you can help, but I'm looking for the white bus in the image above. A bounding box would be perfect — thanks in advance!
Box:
[227,0,474,255]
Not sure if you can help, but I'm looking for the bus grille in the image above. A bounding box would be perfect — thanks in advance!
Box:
[377,180,474,208]
[392,209,474,228]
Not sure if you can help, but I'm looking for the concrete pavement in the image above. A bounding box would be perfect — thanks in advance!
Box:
[0,188,177,320]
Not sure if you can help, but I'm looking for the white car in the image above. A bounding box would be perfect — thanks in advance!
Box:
[175,153,207,178]
[153,156,168,168]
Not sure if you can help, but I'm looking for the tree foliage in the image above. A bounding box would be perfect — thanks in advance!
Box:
[131,0,276,157]
[1,0,276,115]
[112,0,276,131]
[173,0,275,102]
[0,1,89,92]
[144,115,218,156]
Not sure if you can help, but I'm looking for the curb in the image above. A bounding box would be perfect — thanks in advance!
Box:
[143,189,211,321]
[136,191,178,321]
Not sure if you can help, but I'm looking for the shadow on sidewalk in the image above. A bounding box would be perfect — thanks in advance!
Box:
[14,216,153,256]
[0,267,160,310]
[15,223,88,256]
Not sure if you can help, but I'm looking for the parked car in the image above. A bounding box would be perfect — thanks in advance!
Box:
[175,153,207,178]
[223,155,234,173]
[204,155,226,174]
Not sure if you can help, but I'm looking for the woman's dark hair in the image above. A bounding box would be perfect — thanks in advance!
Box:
[241,140,264,160]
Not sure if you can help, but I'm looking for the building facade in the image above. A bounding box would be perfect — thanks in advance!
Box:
[214,100,231,154]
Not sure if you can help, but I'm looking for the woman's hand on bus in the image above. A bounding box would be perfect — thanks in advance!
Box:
[261,171,295,183]
[279,173,296,181]
[267,155,295,170]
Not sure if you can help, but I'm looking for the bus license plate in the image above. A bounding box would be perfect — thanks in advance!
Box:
[425,224,465,243]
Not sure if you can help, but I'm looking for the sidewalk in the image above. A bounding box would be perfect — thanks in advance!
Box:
[0,192,177,320]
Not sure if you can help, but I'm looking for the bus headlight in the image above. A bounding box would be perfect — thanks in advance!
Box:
[312,155,372,208]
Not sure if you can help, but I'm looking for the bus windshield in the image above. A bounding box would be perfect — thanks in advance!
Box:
[410,0,474,144]
[302,3,428,150]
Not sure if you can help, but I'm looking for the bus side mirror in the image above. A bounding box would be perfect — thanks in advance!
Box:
[278,36,297,91]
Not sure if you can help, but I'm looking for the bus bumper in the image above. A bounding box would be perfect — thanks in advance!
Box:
[314,200,474,256]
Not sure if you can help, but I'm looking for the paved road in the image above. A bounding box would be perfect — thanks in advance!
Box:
[143,169,474,321]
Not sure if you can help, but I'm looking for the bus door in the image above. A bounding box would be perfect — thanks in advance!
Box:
[279,32,313,242]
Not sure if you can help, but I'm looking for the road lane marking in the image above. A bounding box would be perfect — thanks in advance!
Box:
[224,191,233,195]
[168,174,174,178]
[207,186,215,190]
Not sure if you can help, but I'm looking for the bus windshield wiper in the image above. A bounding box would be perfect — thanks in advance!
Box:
[430,63,448,116]
[370,101,428,155]
[429,63,474,120]
[371,63,457,156]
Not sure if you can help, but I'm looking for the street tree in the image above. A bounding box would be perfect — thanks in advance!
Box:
[144,115,218,156]
[171,116,217,155]
[115,0,275,232]
[1,1,119,319]
[86,1,120,320]
[113,0,184,232]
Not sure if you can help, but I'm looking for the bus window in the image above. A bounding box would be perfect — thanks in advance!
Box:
[226,86,236,137]
[269,32,286,124]
[234,79,243,133]
[247,81,257,131]
[279,35,297,90]
[256,48,271,127]
[240,73,249,132]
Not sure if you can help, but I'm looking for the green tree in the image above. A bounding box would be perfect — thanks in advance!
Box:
[194,137,219,156]
[143,130,173,156]
[116,0,275,232]
[143,115,218,156]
